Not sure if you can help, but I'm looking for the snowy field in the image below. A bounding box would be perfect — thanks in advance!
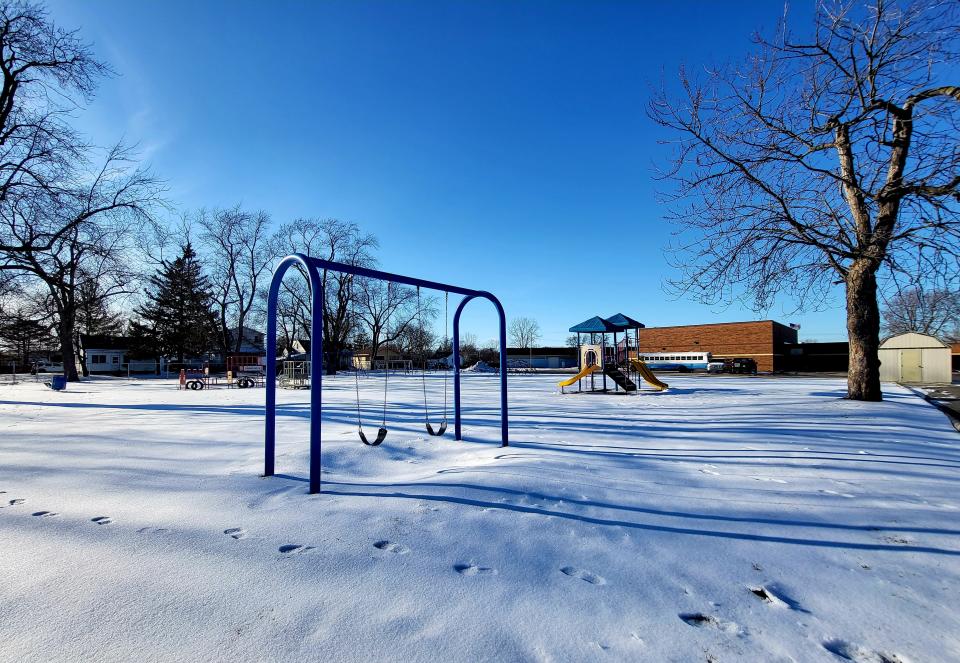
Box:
[1,374,958,663]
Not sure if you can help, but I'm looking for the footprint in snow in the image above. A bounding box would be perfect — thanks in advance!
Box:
[748,585,808,612]
[560,566,606,585]
[224,527,247,540]
[822,638,908,663]
[91,516,112,525]
[32,511,58,518]
[6,498,25,506]
[373,540,408,554]
[454,563,497,576]
[278,544,315,554]
[678,613,742,635]
[137,527,169,534]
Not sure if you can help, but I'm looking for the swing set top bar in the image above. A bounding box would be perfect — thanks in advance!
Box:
[299,254,491,299]
[264,253,509,495]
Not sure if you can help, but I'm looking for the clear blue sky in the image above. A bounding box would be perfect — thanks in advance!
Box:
[48,0,848,345]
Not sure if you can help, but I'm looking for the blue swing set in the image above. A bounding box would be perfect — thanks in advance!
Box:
[263,254,510,494]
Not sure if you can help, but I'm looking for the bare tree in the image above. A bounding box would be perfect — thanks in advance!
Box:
[0,1,109,256]
[1,146,162,380]
[396,319,437,368]
[649,0,960,400]
[882,287,960,338]
[0,4,165,380]
[354,279,431,370]
[509,316,541,369]
[198,206,271,356]
[458,331,479,366]
[269,218,377,374]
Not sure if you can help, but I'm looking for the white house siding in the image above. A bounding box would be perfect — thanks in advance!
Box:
[85,350,126,373]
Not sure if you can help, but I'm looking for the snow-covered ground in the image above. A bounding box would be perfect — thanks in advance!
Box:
[1,374,958,662]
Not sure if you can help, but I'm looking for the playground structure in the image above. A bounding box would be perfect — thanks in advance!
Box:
[559,314,668,393]
[226,355,265,376]
[264,254,509,494]
[279,360,311,389]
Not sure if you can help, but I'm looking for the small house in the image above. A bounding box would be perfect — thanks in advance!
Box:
[78,335,160,374]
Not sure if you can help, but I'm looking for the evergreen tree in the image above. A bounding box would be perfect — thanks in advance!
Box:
[134,244,218,363]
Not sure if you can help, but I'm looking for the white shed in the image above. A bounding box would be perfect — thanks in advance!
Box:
[878,333,952,384]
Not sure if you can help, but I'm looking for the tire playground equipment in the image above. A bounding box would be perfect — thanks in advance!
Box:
[179,369,264,391]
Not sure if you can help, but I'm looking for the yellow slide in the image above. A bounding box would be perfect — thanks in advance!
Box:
[630,359,669,391]
[557,364,599,388]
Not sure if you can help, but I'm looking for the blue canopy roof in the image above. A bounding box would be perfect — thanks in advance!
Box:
[606,313,645,330]
[569,316,621,333]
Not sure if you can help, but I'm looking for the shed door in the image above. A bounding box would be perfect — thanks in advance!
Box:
[901,349,922,382]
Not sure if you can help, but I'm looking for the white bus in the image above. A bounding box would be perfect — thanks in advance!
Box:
[636,352,711,372]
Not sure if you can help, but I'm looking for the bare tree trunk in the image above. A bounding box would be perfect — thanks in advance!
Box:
[370,333,380,373]
[846,261,883,401]
[78,333,90,377]
[234,310,246,354]
[59,311,80,382]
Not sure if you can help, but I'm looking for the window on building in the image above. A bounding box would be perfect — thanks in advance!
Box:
[92,354,106,364]
[112,356,120,364]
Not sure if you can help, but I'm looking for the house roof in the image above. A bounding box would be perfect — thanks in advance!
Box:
[605,313,645,330]
[79,334,131,350]
[569,316,620,333]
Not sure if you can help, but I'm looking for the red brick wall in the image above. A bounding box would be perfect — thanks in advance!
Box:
[635,321,798,372]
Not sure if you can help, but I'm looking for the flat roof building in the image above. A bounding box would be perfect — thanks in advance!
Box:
[635,320,798,372]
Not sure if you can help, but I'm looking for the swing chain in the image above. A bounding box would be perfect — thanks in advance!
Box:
[353,277,389,446]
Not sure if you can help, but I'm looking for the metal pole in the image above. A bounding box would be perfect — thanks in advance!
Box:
[613,331,618,392]
[265,272,279,478]
[577,332,581,393]
[453,297,465,440]
[602,334,607,392]
[309,276,324,494]
[491,292,509,448]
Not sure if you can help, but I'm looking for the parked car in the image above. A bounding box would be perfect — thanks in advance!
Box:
[32,360,63,374]
[707,361,726,373]
[725,358,758,374]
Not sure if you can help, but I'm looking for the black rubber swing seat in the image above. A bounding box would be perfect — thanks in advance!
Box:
[426,421,447,437]
[359,427,388,446]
